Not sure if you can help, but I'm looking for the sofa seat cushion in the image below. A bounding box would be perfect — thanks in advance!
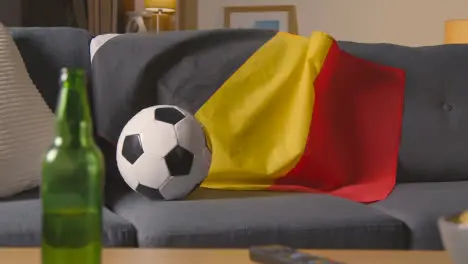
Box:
[371,181,468,250]
[110,188,408,249]
[0,190,137,247]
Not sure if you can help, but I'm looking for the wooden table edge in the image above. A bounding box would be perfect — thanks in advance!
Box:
[0,248,452,264]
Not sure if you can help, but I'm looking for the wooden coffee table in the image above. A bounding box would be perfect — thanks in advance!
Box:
[1,248,451,264]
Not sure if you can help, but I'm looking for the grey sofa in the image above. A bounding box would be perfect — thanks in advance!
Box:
[3,27,468,250]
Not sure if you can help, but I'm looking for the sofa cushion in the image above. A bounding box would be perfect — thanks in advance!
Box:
[110,187,408,249]
[338,41,468,183]
[0,23,54,198]
[0,189,137,247]
[371,181,468,250]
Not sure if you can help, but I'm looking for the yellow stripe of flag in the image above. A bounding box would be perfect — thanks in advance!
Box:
[196,32,335,190]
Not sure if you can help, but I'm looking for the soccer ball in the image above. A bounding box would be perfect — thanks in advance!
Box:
[116,105,211,200]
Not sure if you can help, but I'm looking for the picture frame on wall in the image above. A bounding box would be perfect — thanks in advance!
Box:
[224,5,298,34]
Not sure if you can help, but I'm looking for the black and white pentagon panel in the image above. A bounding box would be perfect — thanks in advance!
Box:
[154,106,186,125]
[139,112,178,157]
[174,113,209,156]
[157,180,201,201]
[164,145,194,176]
[158,147,212,200]
[121,134,143,164]
[132,154,172,200]
[135,184,164,200]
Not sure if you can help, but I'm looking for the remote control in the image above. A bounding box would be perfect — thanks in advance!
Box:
[249,245,346,264]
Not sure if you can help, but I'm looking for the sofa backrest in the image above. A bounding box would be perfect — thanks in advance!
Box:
[339,41,468,183]
[9,27,92,112]
[7,27,123,192]
[9,27,468,184]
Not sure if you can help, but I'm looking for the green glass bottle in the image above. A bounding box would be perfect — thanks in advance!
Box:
[41,68,104,264]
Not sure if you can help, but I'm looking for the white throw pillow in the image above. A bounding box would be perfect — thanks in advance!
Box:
[0,23,54,197]
[90,34,120,62]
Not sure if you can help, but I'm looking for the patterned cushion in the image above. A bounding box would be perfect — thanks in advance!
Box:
[0,23,54,197]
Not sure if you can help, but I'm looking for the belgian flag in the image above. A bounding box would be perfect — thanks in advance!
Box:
[91,30,405,203]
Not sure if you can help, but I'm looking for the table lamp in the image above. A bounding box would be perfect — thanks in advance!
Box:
[145,0,176,33]
[445,19,468,44]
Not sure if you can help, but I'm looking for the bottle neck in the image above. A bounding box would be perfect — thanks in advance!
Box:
[55,69,94,147]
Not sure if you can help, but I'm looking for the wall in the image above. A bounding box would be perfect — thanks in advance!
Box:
[131,0,145,11]
[0,0,22,26]
[198,0,468,46]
